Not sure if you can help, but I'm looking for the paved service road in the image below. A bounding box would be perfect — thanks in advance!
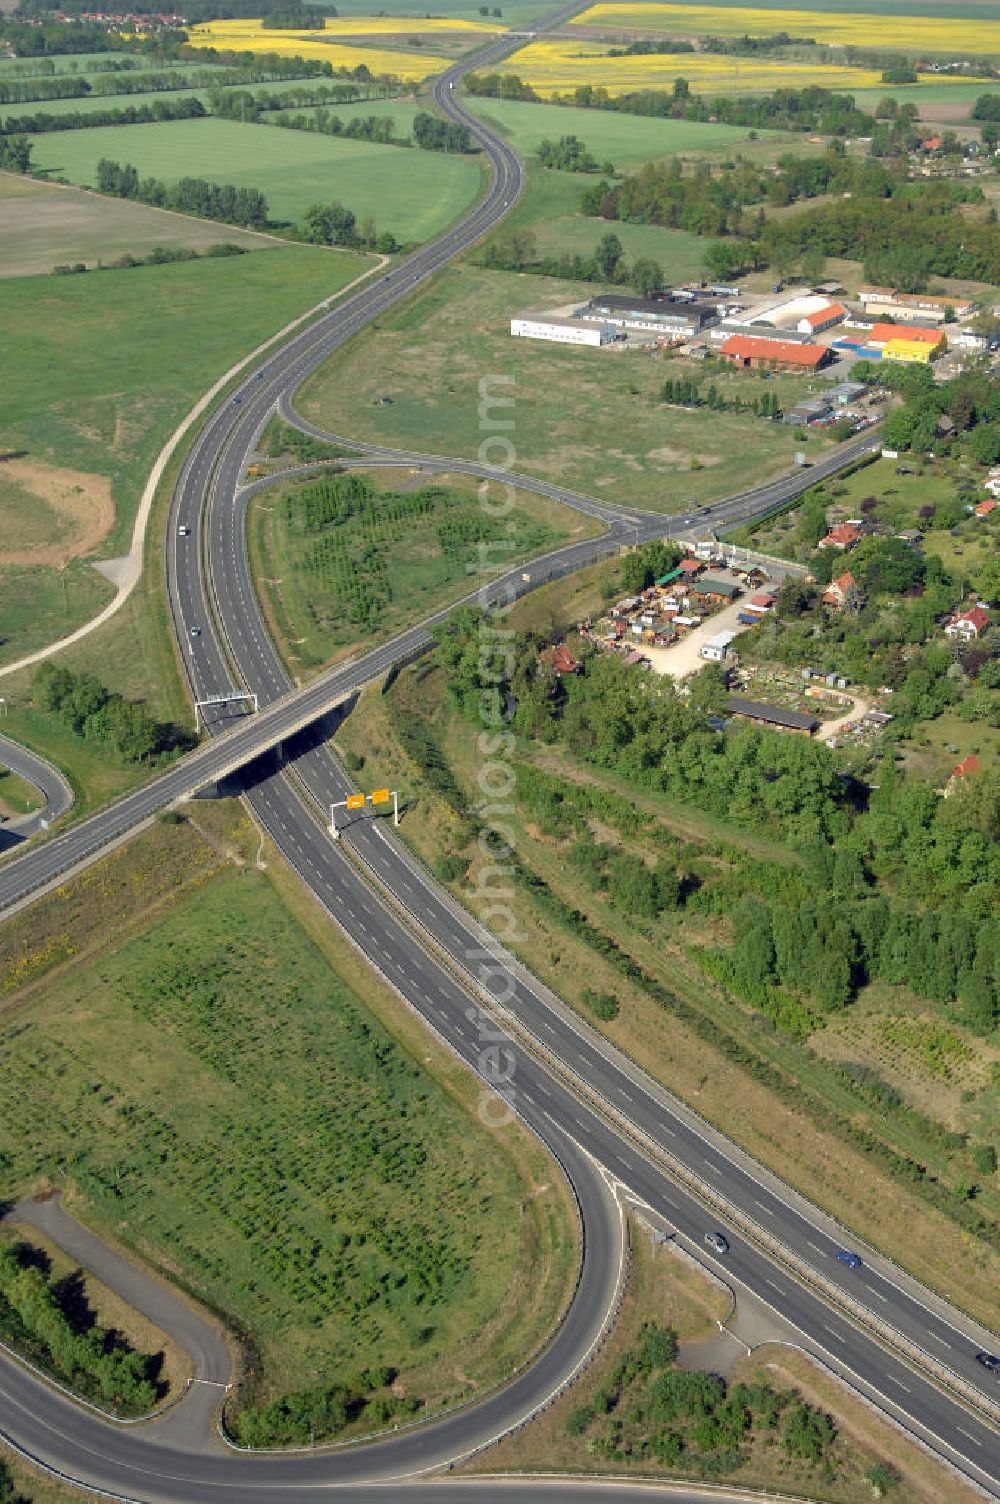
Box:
[1,8,999,1503]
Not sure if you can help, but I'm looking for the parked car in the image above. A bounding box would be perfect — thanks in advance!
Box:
[704,1231,730,1255]
[835,1249,862,1270]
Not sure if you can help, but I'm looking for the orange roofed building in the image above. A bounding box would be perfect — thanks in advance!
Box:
[720,335,830,372]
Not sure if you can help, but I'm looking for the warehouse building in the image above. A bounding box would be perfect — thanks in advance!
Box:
[727,696,820,735]
[857,287,975,322]
[721,335,830,372]
[882,338,935,364]
[510,315,615,347]
[796,302,846,334]
[869,321,943,350]
[711,319,814,345]
[579,293,721,338]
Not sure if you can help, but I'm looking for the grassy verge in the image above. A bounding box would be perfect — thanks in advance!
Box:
[0,804,578,1437]
[330,661,1000,1325]
[463,1216,971,1501]
[249,464,603,677]
[0,1448,87,1504]
[0,765,42,818]
[297,263,832,516]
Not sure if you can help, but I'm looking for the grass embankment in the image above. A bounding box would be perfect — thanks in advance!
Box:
[297,264,827,515]
[29,116,484,238]
[331,643,1000,1326]
[249,463,604,676]
[465,1215,975,1501]
[0,803,578,1437]
[0,765,41,818]
[0,1448,89,1504]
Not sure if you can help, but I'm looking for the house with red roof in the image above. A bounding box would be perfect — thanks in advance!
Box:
[817,521,865,550]
[720,335,830,372]
[540,642,582,677]
[975,497,997,519]
[953,752,981,779]
[945,605,991,640]
[822,571,863,614]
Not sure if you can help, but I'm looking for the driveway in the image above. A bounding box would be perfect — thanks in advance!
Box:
[644,597,752,680]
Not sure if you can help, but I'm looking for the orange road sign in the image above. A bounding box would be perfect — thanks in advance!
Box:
[346,793,366,810]
[371,788,391,804]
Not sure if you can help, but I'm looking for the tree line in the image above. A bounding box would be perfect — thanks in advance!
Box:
[95,155,268,229]
[536,132,610,173]
[1,95,206,135]
[412,110,472,153]
[480,226,667,297]
[33,663,193,765]
[0,1240,161,1416]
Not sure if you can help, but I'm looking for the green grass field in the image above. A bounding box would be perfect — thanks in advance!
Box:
[0,243,366,668]
[466,94,760,166]
[506,166,725,280]
[251,467,601,673]
[29,116,484,236]
[0,764,41,818]
[297,264,830,515]
[0,856,574,1414]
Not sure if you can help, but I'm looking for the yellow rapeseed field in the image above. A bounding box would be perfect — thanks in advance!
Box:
[503,39,888,96]
[569,4,1000,58]
[186,20,455,78]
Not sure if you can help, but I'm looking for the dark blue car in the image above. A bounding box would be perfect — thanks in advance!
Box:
[835,1249,862,1270]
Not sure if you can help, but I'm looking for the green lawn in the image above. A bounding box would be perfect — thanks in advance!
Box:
[29,116,485,236]
[251,467,602,674]
[0,243,366,665]
[466,94,761,166]
[297,263,831,515]
[507,166,724,280]
[0,860,573,1416]
[0,763,42,817]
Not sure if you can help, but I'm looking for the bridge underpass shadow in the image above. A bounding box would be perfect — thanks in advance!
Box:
[0,825,26,854]
[193,697,360,800]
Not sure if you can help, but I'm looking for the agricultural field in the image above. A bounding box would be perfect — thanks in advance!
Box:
[499,40,889,96]
[251,465,601,674]
[568,3,1000,57]
[0,172,272,278]
[0,242,366,666]
[185,21,454,77]
[465,94,763,166]
[0,837,576,1422]
[28,117,484,236]
[297,264,832,515]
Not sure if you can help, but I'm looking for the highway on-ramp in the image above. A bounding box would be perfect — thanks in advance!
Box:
[1,13,999,1504]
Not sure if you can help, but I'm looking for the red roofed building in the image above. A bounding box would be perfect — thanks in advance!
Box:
[975,497,997,519]
[921,135,943,152]
[822,571,863,614]
[869,322,943,349]
[945,605,990,640]
[720,335,830,372]
[540,642,582,677]
[748,591,777,611]
[953,752,981,779]
[797,302,846,334]
[817,522,865,550]
[678,557,704,578]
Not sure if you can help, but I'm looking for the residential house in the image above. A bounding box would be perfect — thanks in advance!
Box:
[539,643,582,677]
[944,752,982,796]
[822,571,864,614]
[984,470,1000,499]
[817,521,866,550]
[945,605,991,640]
[975,498,997,519]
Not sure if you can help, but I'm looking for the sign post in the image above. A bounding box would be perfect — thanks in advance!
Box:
[329,787,399,838]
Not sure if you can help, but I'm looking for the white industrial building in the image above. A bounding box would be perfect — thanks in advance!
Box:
[511,315,614,347]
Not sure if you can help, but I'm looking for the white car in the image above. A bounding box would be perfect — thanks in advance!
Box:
[178,525,190,537]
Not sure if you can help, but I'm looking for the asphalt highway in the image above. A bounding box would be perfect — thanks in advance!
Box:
[1,13,999,1503]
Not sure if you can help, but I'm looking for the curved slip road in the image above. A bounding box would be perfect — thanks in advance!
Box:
[1,14,999,1502]
[0,733,73,848]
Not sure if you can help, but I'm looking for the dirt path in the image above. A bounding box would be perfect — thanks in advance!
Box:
[0,253,387,683]
[816,693,869,744]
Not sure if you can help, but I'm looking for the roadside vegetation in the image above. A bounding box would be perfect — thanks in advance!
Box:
[465,1216,975,1502]
[0,806,577,1442]
[329,552,1000,1323]
[249,464,601,674]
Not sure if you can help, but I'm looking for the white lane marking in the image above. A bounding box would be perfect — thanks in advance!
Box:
[957,1427,982,1448]
[807,1241,825,1255]
[887,1374,911,1392]
[823,1325,845,1343]
[754,1199,774,1216]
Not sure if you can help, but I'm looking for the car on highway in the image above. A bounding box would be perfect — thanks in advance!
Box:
[178,525,190,537]
[835,1249,862,1269]
[190,626,202,637]
[704,1231,730,1255]
[975,1351,1000,1374]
